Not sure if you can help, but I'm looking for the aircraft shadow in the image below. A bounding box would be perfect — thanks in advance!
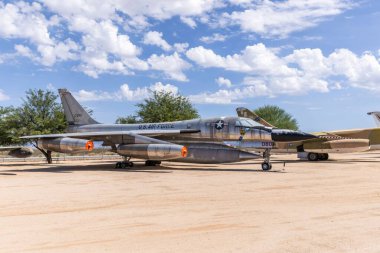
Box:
[240,159,380,165]
[0,172,17,176]
[0,162,286,174]
[1,163,171,175]
[158,166,286,173]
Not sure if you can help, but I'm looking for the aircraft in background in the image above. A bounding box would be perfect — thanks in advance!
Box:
[236,107,370,161]
[367,112,380,127]
[0,146,34,158]
[21,89,316,171]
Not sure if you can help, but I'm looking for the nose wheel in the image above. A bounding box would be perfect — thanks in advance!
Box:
[262,162,272,171]
[261,149,272,171]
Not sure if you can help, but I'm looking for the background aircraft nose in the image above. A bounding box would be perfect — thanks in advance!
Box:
[271,129,317,142]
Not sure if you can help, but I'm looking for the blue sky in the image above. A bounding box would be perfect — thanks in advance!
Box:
[0,0,380,132]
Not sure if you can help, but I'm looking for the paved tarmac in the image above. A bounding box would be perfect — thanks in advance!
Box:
[1,152,380,253]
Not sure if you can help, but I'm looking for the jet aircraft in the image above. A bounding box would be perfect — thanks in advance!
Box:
[236,107,370,161]
[21,89,316,170]
[0,146,34,158]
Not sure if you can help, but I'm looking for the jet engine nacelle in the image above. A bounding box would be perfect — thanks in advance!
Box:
[8,147,34,158]
[37,137,94,153]
[117,144,187,160]
[174,143,261,164]
[303,139,369,153]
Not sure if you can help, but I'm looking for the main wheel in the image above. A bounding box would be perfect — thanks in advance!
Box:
[307,153,319,161]
[145,160,160,166]
[320,153,329,161]
[262,162,272,171]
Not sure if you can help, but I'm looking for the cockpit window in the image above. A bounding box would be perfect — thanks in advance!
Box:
[237,118,263,128]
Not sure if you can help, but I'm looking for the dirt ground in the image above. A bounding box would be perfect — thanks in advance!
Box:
[1,152,380,253]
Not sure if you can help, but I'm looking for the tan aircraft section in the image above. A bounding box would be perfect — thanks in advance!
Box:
[236,107,371,161]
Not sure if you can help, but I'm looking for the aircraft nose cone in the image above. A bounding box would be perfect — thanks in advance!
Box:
[271,129,317,142]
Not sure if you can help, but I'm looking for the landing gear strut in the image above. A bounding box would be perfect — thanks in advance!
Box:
[145,160,161,166]
[262,149,272,171]
[115,157,134,168]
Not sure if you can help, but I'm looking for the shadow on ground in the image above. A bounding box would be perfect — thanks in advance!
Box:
[0,161,286,175]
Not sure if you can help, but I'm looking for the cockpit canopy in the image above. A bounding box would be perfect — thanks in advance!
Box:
[235,117,266,128]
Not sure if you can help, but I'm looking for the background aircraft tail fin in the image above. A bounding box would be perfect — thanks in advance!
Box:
[58,88,99,125]
[236,107,275,128]
[367,111,380,127]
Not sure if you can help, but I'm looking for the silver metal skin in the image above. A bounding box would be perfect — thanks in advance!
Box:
[172,143,260,164]
[37,137,93,153]
[118,144,186,160]
[21,89,317,170]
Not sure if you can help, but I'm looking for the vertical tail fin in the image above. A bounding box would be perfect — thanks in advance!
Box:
[236,107,275,128]
[58,88,99,125]
[367,112,380,127]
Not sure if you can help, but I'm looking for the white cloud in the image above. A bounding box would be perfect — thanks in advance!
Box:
[115,0,222,20]
[187,43,289,74]
[173,43,189,53]
[0,89,10,101]
[189,83,270,104]
[120,82,178,100]
[0,2,81,66]
[229,0,252,6]
[180,16,197,28]
[0,0,360,85]
[200,33,226,43]
[224,0,353,38]
[186,46,226,68]
[43,0,222,23]
[186,43,380,102]
[216,77,232,87]
[143,31,172,51]
[37,39,79,66]
[0,1,53,45]
[147,52,191,81]
[75,82,179,102]
[14,44,35,58]
[70,18,148,77]
[75,89,114,101]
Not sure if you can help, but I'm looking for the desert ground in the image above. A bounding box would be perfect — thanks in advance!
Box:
[1,152,380,253]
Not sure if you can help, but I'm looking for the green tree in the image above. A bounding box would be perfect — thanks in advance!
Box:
[254,105,299,130]
[8,89,67,163]
[0,106,17,145]
[115,115,140,124]
[134,90,199,123]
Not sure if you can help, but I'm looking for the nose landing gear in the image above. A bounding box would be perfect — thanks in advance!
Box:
[262,149,272,171]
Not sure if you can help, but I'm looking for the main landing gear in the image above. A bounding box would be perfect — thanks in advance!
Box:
[307,153,329,161]
[262,149,272,171]
[115,157,134,168]
[145,160,161,166]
